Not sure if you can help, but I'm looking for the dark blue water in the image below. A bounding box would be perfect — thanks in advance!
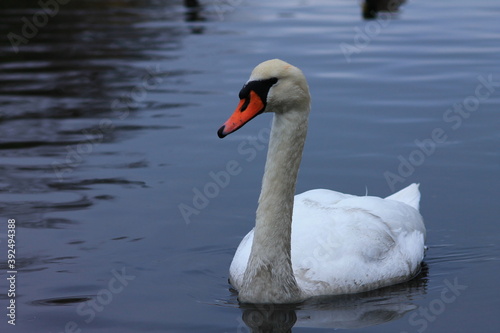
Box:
[1,0,499,332]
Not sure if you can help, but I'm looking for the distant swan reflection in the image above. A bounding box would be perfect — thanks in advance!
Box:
[239,264,428,332]
[362,0,406,19]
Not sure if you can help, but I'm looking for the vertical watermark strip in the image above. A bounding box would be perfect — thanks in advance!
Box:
[6,218,17,326]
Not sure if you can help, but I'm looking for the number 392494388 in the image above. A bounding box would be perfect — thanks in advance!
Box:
[7,219,16,270]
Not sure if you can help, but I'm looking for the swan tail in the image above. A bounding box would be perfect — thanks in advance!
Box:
[385,183,421,211]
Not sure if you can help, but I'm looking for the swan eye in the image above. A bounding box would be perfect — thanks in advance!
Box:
[238,77,279,104]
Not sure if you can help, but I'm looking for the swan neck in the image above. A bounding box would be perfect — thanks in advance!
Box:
[240,108,308,303]
[256,110,308,235]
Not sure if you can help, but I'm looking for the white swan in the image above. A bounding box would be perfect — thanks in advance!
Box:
[217,59,426,304]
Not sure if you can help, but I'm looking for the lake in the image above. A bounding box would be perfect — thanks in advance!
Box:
[0,0,499,332]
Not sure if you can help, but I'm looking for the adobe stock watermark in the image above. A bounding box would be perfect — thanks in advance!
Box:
[401,277,467,333]
[340,0,402,63]
[51,65,164,181]
[212,0,244,21]
[7,0,72,54]
[384,74,499,192]
[57,267,135,333]
[178,126,271,224]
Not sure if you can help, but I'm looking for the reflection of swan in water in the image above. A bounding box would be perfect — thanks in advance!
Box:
[239,264,428,331]
[362,0,406,19]
[184,0,205,22]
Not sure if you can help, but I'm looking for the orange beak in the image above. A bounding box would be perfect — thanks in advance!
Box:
[217,90,265,138]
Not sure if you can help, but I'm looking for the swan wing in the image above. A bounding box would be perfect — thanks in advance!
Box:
[229,184,425,297]
[292,185,425,296]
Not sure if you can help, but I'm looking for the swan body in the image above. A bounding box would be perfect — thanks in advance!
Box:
[230,185,425,299]
[218,59,426,304]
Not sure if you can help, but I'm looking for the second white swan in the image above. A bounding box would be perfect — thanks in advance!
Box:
[218,59,426,304]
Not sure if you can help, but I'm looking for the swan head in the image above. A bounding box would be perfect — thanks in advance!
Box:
[218,59,310,138]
